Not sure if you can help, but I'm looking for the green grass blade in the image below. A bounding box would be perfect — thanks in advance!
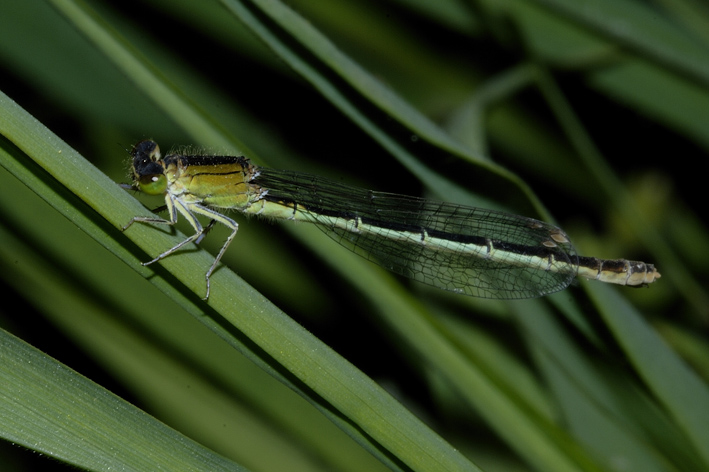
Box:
[529,0,709,87]
[0,83,478,471]
[219,0,547,216]
[0,328,244,471]
[588,282,709,466]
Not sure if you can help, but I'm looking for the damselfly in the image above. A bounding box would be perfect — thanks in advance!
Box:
[122,140,660,300]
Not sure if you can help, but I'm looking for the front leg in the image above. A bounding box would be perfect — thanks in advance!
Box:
[122,193,178,232]
[122,194,199,267]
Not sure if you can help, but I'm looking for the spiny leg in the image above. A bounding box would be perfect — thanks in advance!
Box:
[123,194,194,266]
[195,219,217,245]
[185,205,239,300]
[122,215,172,232]
[123,214,207,268]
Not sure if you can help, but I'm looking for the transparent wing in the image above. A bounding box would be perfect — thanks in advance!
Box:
[255,168,579,299]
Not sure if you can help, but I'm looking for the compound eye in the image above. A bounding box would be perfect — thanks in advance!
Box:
[138,173,167,195]
[132,140,161,161]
